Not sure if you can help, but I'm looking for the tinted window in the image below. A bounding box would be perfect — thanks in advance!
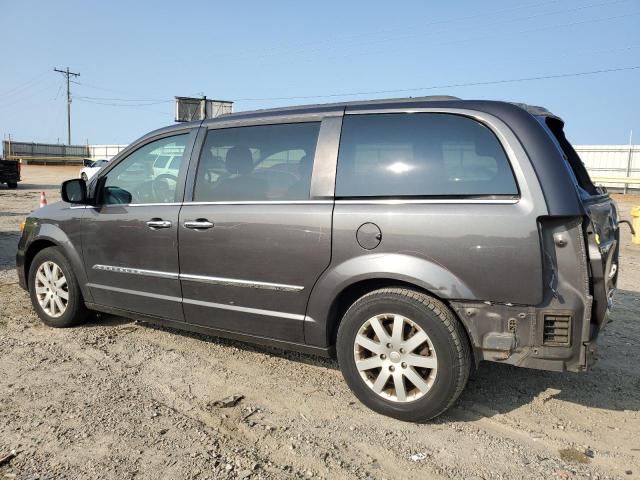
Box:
[336,113,518,197]
[193,122,320,201]
[103,134,188,205]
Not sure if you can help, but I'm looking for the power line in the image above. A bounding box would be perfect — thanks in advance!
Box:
[235,65,640,102]
[264,9,640,70]
[75,95,171,103]
[216,0,566,62]
[0,77,57,108]
[53,80,64,101]
[75,98,170,107]
[0,71,49,98]
[74,97,173,117]
[54,67,80,145]
[70,79,168,102]
[562,43,640,57]
[254,0,634,64]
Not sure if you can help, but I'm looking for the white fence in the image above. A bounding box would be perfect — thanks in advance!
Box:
[89,144,127,160]
[84,143,638,192]
[575,144,639,192]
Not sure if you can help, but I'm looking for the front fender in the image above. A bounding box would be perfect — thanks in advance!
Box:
[21,214,93,303]
[304,253,476,346]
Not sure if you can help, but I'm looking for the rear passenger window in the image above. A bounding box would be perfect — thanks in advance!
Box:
[336,113,518,198]
[193,122,320,201]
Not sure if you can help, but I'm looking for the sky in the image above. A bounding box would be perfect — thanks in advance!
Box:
[1,0,639,146]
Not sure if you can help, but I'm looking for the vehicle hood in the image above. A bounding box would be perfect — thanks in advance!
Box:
[28,200,76,219]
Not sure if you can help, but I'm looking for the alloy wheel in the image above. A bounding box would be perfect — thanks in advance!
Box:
[353,313,438,403]
[35,261,69,318]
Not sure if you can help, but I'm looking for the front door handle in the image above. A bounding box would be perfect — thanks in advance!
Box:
[146,218,172,229]
[184,219,214,230]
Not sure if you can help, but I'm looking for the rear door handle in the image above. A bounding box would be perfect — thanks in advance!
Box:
[184,219,214,230]
[146,218,172,229]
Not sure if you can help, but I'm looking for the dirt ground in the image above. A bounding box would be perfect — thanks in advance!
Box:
[1,166,639,480]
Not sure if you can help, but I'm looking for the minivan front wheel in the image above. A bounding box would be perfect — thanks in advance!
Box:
[337,288,471,422]
[28,247,88,328]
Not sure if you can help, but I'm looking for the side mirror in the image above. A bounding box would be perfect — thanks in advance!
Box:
[61,179,87,204]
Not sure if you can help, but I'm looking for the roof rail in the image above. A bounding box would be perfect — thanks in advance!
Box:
[218,95,464,119]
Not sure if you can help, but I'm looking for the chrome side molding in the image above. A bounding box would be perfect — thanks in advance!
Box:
[182,297,306,320]
[92,264,179,279]
[335,198,519,205]
[92,264,304,292]
[180,273,303,292]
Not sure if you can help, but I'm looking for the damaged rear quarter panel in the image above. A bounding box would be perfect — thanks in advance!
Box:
[451,217,593,372]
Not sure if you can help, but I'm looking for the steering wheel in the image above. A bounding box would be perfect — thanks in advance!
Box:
[151,173,178,202]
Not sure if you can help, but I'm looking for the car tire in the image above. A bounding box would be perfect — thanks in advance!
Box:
[7,182,18,189]
[81,173,88,182]
[336,287,471,422]
[28,247,89,328]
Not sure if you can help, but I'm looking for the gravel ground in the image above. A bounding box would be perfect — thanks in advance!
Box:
[1,166,639,480]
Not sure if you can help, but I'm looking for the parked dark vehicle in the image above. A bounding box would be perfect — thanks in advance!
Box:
[0,156,21,188]
[16,97,620,421]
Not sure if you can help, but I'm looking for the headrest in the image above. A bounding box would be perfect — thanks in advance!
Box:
[298,154,312,174]
[202,153,224,169]
[226,146,253,175]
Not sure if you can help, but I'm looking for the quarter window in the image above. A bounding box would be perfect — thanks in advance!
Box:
[103,134,188,205]
[335,113,518,197]
[193,122,320,202]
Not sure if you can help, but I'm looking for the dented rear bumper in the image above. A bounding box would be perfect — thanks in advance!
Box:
[450,299,603,373]
[450,216,610,373]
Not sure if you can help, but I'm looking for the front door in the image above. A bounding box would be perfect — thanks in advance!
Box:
[82,131,195,320]
[178,121,332,342]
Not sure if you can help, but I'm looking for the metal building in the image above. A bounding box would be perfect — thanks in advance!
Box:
[175,97,233,122]
[88,144,127,160]
[2,140,89,164]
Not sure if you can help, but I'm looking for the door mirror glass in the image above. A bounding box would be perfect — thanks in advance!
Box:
[61,179,87,204]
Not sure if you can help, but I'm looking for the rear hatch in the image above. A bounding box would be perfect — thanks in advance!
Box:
[540,116,619,336]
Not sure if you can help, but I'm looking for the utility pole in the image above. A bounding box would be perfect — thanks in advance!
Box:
[54,67,80,145]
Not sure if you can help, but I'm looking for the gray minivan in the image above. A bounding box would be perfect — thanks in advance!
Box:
[16,96,621,421]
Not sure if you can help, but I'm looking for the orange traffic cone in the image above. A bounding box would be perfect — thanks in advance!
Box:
[39,192,47,208]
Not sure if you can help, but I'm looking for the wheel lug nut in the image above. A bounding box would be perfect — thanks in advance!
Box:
[401,362,407,368]
[386,343,392,349]
[380,354,386,360]
[389,365,395,372]
[399,348,405,354]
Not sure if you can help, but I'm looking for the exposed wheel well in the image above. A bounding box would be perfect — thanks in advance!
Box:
[24,239,58,288]
[326,278,474,361]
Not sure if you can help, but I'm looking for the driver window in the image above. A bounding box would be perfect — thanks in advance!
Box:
[103,134,188,205]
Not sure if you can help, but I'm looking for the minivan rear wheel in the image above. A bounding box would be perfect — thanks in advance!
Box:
[28,247,88,328]
[336,288,471,422]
